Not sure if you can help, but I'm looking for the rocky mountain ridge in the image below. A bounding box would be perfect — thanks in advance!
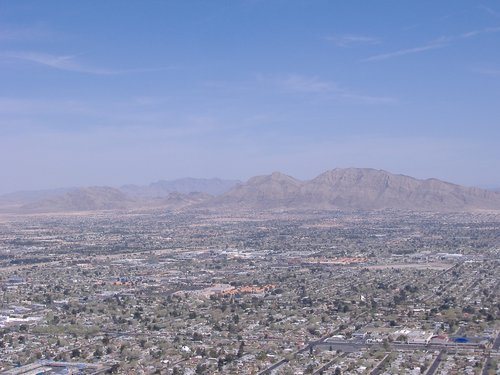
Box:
[210,168,500,211]
[2,169,499,213]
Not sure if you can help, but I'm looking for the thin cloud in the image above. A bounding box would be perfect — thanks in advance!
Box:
[473,67,500,77]
[326,34,380,47]
[133,96,172,106]
[0,25,51,41]
[339,93,397,105]
[460,26,500,38]
[363,26,500,62]
[479,5,500,18]
[362,41,447,62]
[277,74,397,104]
[0,97,87,114]
[282,74,334,93]
[0,51,170,75]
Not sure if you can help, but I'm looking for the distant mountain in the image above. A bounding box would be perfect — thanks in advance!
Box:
[16,188,214,213]
[211,172,303,208]
[211,168,500,211]
[0,187,77,204]
[2,169,499,213]
[0,178,234,213]
[21,186,134,212]
[160,191,212,209]
[121,177,240,197]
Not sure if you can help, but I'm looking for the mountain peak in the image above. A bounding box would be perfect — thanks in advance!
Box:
[247,172,301,185]
[213,168,500,211]
[3,169,500,213]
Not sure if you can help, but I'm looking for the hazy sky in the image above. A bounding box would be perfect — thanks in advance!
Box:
[1,0,499,194]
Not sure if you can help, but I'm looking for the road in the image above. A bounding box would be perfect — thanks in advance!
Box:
[425,350,443,375]
[257,358,288,375]
[369,353,390,375]
[312,339,491,353]
[257,318,494,374]
[312,353,345,375]
[257,327,344,374]
[493,332,500,350]
[481,355,491,375]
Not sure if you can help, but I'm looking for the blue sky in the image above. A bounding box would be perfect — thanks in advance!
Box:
[1,0,499,193]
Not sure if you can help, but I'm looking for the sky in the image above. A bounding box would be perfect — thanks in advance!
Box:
[0,0,499,194]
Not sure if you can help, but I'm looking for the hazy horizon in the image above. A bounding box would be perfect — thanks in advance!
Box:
[1,167,499,197]
[1,1,500,194]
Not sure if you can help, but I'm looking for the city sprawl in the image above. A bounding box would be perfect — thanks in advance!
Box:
[0,209,498,374]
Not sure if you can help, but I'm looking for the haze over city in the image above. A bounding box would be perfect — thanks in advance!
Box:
[1,0,500,194]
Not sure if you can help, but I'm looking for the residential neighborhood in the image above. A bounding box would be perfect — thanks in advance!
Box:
[0,209,498,374]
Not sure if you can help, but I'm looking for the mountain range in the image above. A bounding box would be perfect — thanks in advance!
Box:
[121,177,240,198]
[1,169,500,213]
[213,169,500,211]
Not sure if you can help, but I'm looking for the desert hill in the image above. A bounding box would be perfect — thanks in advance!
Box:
[121,178,239,198]
[211,168,500,211]
[21,186,134,212]
[3,169,500,213]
